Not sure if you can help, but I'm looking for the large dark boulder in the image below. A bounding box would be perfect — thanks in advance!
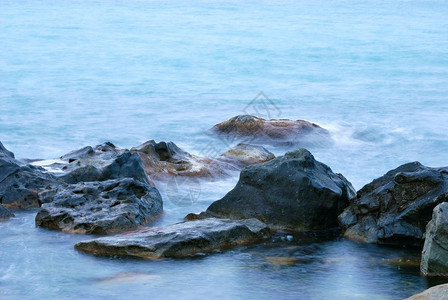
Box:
[200,148,355,231]
[0,142,56,208]
[75,218,270,258]
[210,115,331,147]
[339,162,448,246]
[0,204,14,221]
[421,202,448,276]
[35,178,163,234]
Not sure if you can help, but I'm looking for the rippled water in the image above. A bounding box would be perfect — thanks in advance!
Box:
[1,0,448,299]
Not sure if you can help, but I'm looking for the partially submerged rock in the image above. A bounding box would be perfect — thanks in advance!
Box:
[35,178,163,234]
[339,162,448,246]
[211,115,330,147]
[75,218,270,258]
[0,142,56,208]
[406,283,448,300]
[218,143,275,168]
[198,148,355,231]
[131,140,217,178]
[0,204,14,221]
[133,140,275,179]
[421,202,448,277]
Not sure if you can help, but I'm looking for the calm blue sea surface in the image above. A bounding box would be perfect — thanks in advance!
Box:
[1,0,448,299]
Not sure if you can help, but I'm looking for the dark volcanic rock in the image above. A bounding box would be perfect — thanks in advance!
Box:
[0,204,14,221]
[339,162,448,246]
[0,141,14,159]
[60,142,123,162]
[200,148,355,231]
[35,178,163,234]
[421,202,448,276]
[58,152,151,185]
[75,218,270,258]
[211,115,331,147]
[0,142,56,208]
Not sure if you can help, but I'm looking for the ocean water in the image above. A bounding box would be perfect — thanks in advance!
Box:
[1,0,448,299]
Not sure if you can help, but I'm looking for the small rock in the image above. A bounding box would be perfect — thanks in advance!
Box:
[218,143,275,167]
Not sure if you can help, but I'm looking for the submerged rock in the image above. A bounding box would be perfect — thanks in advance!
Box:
[198,148,355,231]
[75,218,270,258]
[218,143,275,167]
[339,162,448,246]
[0,204,14,221]
[421,202,448,277]
[35,178,163,234]
[211,115,331,147]
[406,283,448,300]
[0,142,56,208]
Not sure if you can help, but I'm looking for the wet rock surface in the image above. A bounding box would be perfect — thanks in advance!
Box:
[0,141,15,159]
[35,178,163,234]
[339,162,448,246]
[211,115,331,147]
[421,202,448,277]
[199,148,355,231]
[75,218,270,258]
[0,141,56,208]
[218,143,275,168]
[406,283,448,300]
[131,140,219,178]
[57,143,150,185]
[51,140,274,182]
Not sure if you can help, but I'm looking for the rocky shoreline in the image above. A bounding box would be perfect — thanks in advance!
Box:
[1,115,448,298]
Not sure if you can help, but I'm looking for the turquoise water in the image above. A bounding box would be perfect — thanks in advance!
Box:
[1,0,448,299]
